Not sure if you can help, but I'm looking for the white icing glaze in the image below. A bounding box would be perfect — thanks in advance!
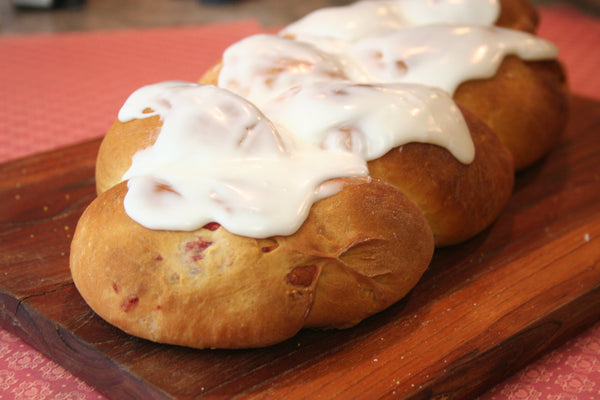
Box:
[281,0,500,47]
[387,0,500,26]
[115,0,561,238]
[218,34,348,106]
[119,82,368,237]
[346,24,558,94]
[220,24,556,104]
[118,80,475,237]
[281,1,408,45]
[262,82,474,163]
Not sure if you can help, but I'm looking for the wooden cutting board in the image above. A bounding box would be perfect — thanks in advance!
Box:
[0,94,599,400]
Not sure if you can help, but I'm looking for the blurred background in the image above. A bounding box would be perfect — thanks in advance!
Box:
[0,0,599,35]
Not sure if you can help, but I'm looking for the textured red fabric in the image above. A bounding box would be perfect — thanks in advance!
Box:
[536,4,600,102]
[0,20,264,163]
[479,321,600,399]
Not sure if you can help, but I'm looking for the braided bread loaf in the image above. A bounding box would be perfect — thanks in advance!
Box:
[71,0,568,349]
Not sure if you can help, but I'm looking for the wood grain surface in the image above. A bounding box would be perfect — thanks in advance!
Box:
[0,94,599,400]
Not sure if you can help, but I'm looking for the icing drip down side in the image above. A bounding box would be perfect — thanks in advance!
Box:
[345,24,559,94]
[262,82,474,163]
[219,25,557,105]
[117,0,560,238]
[119,82,367,238]
[118,81,474,237]
[281,0,501,45]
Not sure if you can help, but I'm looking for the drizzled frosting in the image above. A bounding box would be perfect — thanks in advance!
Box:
[219,25,557,104]
[282,0,500,45]
[119,80,474,236]
[345,24,558,94]
[120,82,367,238]
[117,0,560,237]
[262,82,474,163]
[218,34,348,106]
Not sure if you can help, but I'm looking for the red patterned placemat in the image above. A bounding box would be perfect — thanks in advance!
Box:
[479,322,600,399]
[0,329,102,399]
[1,6,599,164]
[0,19,264,163]
[536,4,600,101]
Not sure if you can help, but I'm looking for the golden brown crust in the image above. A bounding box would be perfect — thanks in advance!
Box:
[96,115,162,194]
[70,178,434,349]
[497,0,539,33]
[368,106,514,246]
[454,56,569,171]
[199,62,222,89]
